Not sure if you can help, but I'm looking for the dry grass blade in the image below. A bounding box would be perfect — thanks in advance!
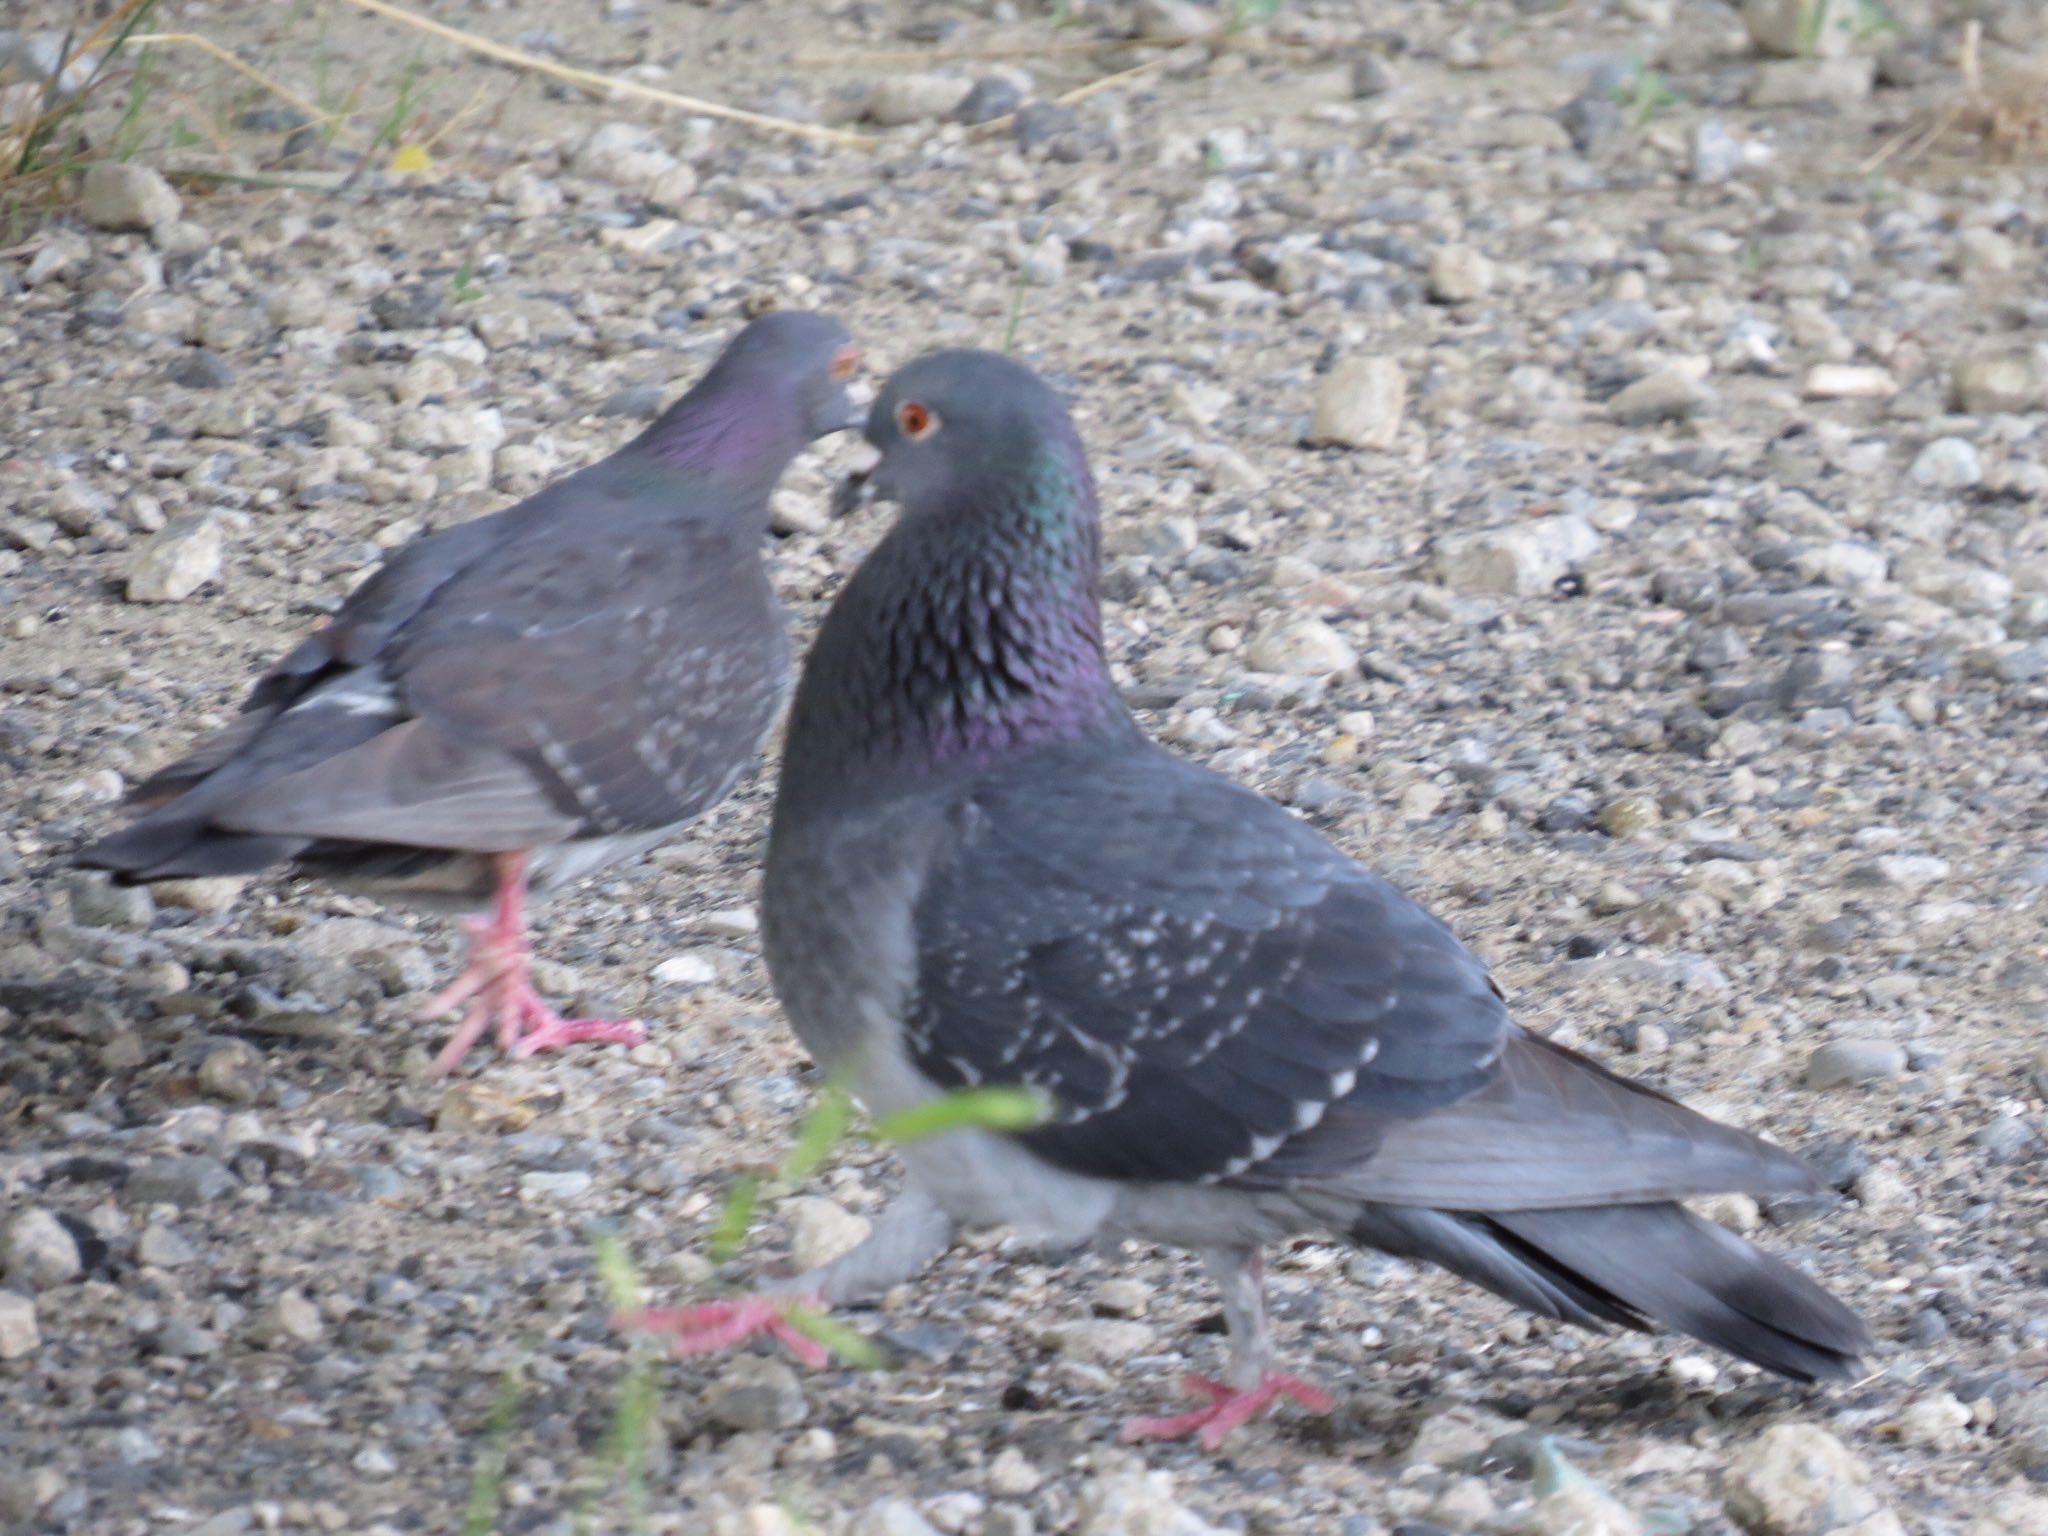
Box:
[795,36,1190,66]
[118,33,331,127]
[967,54,1173,142]
[1857,20,2047,173]
[334,0,878,150]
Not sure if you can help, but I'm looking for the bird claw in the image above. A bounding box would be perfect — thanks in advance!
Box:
[425,921,642,1074]
[615,1295,833,1369]
[1120,1372,1333,1451]
[503,1005,645,1060]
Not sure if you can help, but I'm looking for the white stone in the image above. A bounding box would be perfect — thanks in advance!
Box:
[126,512,223,603]
[575,122,680,189]
[1434,514,1600,597]
[1803,364,1896,400]
[0,1291,39,1360]
[1076,1465,1225,1536]
[1909,437,1982,491]
[1,1210,80,1291]
[1894,1389,1970,1448]
[1804,1040,1906,1088]
[1609,366,1712,424]
[1427,244,1494,304]
[1749,56,1874,108]
[1792,540,1888,591]
[1306,356,1405,450]
[785,1195,871,1271]
[79,161,182,232]
[1724,1424,1904,1536]
[864,74,972,127]
[652,952,717,987]
[850,1500,941,1536]
[1952,350,2046,414]
[1246,616,1357,677]
[1743,0,1858,58]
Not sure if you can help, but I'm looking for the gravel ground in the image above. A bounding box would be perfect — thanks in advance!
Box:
[4,1,2048,1533]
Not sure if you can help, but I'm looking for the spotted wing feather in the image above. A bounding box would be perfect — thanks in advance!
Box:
[903,742,1505,1185]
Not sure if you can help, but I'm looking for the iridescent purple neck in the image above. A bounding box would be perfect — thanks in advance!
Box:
[632,374,803,506]
[788,440,1135,787]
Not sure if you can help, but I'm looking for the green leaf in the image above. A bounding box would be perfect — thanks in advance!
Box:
[709,1172,761,1263]
[461,1358,527,1536]
[783,1304,888,1370]
[587,1227,645,1314]
[872,1086,1048,1146]
[779,1081,857,1185]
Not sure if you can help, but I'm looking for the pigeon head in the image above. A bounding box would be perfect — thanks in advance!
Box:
[861,348,1084,516]
[783,349,1132,780]
[638,310,862,490]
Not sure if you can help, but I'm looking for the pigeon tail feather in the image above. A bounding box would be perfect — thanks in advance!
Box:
[1486,1202,1871,1383]
[75,812,306,882]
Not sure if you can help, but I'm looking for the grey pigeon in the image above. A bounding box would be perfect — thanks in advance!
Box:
[78,311,860,1074]
[625,349,1873,1447]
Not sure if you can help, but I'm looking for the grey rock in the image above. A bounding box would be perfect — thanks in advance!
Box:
[1723,1423,1902,1536]
[136,1222,197,1268]
[127,1155,236,1207]
[705,1354,808,1431]
[1972,1115,2037,1162]
[1952,350,2046,414]
[1435,515,1600,597]
[1245,616,1357,678]
[197,1041,266,1104]
[0,1291,37,1360]
[1997,643,2048,684]
[165,347,235,389]
[2,1209,82,1290]
[598,383,667,419]
[63,871,154,930]
[851,1499,943,1536]
[1558,92,1624,153]
[1743,0,1858,58]
[126,512,223,603]
[1692,119,1744,184]
[1805,1040,1906,1089]
[1609,367,1711,424]
[79,161,182,232]
[1749,56,1875,108]
[372,282,446,331]
[152,1318,218,1357]
[1427,245,1494,304]
[956,76,1024,125]
[865,74,973,127]
[1773,652,1855,711]
[1909,437,1982,490]
[1306,355,1405,450]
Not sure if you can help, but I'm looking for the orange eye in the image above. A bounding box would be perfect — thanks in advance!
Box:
[897,400,937,440]
[830,346,857,382]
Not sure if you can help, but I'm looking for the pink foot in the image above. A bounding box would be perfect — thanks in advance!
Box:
[1120,1372,1334,1452]
[615,1295,831,1369]
[421,859,646,1074]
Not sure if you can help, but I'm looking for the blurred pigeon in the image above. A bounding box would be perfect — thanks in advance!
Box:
[626,349,1871,1447]
[78,311,861,1073]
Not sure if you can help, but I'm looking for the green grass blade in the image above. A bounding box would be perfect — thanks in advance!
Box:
[588,1227,646,1315]
[779,1081,856,1185]
[709,1172,761,1263]
[872,1086,1047,1146]
[783,1305,887,1370]
[461,1359,527,1536]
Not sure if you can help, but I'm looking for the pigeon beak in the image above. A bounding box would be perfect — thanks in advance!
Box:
[830,440,882,520]
[825,377,871,436]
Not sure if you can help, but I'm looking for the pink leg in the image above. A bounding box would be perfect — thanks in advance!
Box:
[1120,1372,1335,1452]
[615,1294,832,1369]
[420,851,646,1074]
